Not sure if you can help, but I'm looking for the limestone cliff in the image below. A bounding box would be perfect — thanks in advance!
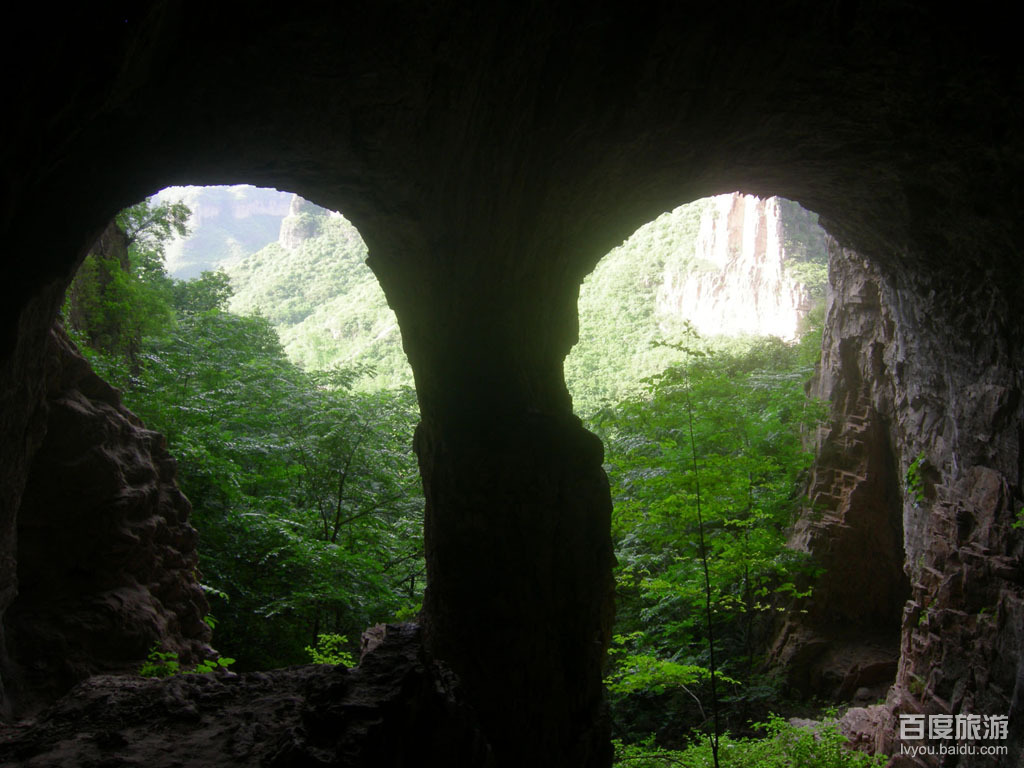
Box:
[773,241,1024,766]
[156,186,294,279]
[656,194,811,340]
[3,326,212,715]
[278,195,329,250]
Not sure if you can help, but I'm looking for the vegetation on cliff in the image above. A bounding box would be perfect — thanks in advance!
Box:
[166,188,827,410]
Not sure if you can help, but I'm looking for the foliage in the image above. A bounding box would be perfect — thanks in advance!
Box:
[778,198,830,303]
[595,331,824,742]
[612,713,887,767]
[67,196,425,672]
[125,308,425,670]
[305,633,356,666]
[171,269,235,313]
[138,645,235,678]
[138,645,181,678]
[566,197,829,416]
[193,655,237,674]
[566,202,709,415]
[796,300,825,368]
[117,198,191,250]
[607,634,719,696]
[905,451,927,505]
[225,208,413,390]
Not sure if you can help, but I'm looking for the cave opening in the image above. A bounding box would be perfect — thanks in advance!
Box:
[2,184,428,715]
[3,7,1024,765]
[568,190,913,749]
[4,182,918,754]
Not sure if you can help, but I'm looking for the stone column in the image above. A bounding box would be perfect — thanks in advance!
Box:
[367,241,616,767]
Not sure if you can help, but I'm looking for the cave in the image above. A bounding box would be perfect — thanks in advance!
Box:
[1,4,1022,767]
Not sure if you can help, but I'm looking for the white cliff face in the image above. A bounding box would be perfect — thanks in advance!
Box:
[656,193,809,340]
[155,185,295,278]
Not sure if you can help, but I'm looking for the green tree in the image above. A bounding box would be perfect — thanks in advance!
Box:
[64,198,189,371]
[124,307,424,669]
[65,196,426,672]
[171,269,234,313]
[117,198,191,252]
[595,333,824,745]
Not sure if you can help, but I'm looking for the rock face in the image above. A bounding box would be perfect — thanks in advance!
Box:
[278,195,328,250]
[774,242,1024,766]
[163,186,293,230]
[0,623,492,767]
[2,325,212,716]
[155,185,296,278]
[772,241,910,701]
[657,194,809,340]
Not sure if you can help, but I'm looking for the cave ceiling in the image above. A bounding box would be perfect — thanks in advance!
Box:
[3,3,1021,356]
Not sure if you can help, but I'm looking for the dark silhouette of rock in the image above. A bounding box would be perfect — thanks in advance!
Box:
[775,245,1024,766]
[0,623,492,767]
[3,324,212,716]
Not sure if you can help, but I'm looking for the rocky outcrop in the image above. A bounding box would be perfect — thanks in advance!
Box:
[156,186,295,278]
[0,283,67,717]
[278,195,328,250]
[0,623,492,767]
[656,194,809,340]
[183,186,293,229]
[773,242,1024,766]
[2,326,212,716]
[772,242,909,701]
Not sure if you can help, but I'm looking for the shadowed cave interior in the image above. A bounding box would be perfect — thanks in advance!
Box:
[1,5,1023,767]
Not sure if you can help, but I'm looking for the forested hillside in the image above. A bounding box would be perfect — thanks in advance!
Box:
[566,201,710,413]
[225,201,412,390]
[568,195,826,414]
[63,200,424,671]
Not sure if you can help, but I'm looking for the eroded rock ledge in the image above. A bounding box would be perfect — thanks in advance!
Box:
[2,325,212,716]
[773,241,1024,766]
[0,623,491,768]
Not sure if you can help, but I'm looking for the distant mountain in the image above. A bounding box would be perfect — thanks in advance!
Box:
[200,189,827,407]
[224,196,412,391]
[154,186,293,279]
[565,194,828,414]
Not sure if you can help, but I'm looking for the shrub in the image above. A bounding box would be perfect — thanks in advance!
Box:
[138,644,235,678]
[305,633,356,666]
[613,713,887,768]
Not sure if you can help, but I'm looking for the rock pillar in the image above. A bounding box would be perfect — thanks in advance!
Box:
[367,238,616,767]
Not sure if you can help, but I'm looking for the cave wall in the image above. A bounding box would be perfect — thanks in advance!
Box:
[772,241,911,700]
[3,322,212,716]
[1,3,1023,765]
[775,242,1024,764]
[0,283,66,715]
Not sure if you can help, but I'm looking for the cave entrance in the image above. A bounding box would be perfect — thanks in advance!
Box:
[9,185,425,701]
[570,191,910,747]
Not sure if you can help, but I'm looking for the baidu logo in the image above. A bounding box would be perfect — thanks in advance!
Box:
[898,713,1009,759]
